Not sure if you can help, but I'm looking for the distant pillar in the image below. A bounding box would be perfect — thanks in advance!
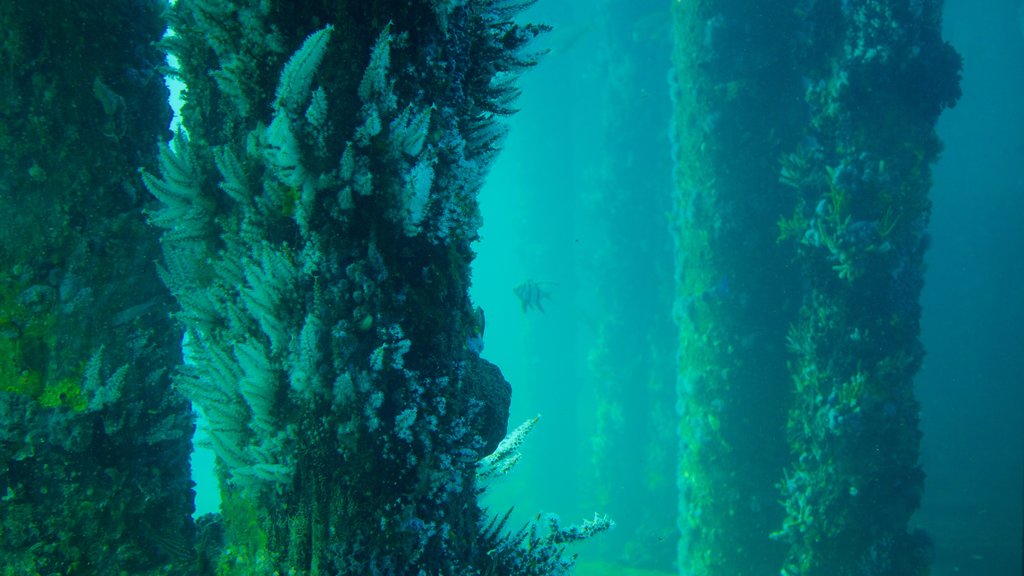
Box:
[584,0,678,569]
[0,2,195,574]
[670,2,803,574]
[670,1,961,575]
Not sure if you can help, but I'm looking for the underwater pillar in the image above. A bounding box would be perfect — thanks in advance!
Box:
[770,2,961,574]
[0,2,196,574]
[150,1,546,573]
[583,0,678,568]
[670,1,961,575]
[670,2,804,574]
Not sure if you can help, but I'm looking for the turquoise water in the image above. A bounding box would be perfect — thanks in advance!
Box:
[463,0,1023,574]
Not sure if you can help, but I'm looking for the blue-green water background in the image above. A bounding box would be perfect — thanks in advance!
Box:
[190,1,1023,573]
[471,0,1022,574]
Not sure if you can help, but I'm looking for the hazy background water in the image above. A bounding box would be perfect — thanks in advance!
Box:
[468,0,1024,574]
[916,0,1024,573]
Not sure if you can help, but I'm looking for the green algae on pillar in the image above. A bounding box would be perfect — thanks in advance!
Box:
[772,2,961,574]
[0,2,195,574]
[671,1,960,575]
[670,1,805,574]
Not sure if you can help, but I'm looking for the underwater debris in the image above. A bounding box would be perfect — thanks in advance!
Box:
[513,279,556,313]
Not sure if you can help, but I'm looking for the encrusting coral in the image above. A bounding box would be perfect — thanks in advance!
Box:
[0,2,196,574]
[144,0,608,573]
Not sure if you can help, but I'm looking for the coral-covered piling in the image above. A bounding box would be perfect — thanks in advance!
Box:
[0,2,195,574]
[670,1,960,574]
[147,1,576,573]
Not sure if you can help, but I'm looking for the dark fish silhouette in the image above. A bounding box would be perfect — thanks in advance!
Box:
[513,280,556,313]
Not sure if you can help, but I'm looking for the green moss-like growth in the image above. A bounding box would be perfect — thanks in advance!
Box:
[670,1,805,574]
[771,2,961,574]
[0,274,54,399]
[0,2,195,574]
[37,375,87,412]
[212,490,271,576]
[0,282,87,411]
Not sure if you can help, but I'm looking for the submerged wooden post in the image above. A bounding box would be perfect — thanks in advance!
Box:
[771,2,961,574]
[582,0,678,569]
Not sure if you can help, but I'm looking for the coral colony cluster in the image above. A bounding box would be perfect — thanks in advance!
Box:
[142,0,614,573]
[2,1,609,574]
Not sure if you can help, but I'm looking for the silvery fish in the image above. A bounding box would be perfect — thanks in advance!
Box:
[513,280,556,313]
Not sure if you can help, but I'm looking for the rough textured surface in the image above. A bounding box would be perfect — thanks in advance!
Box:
[0,2,195,574]
[670,1,804,573]
[152,1,561,573]
[671,1,961,575]
[772,2,961,574]
[465,354,512,457]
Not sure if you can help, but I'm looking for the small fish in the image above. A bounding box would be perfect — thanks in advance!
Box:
[513,280,556,314]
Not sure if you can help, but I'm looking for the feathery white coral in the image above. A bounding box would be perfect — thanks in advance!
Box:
[241,242,299,353]
[305,86,329,128]
[403,155,435,236]
[477,414,540,480]
[358,23,393,103]
[290,312,323,398]
[178,341,252,473]
[235,339,278,436]
[79,347,127,412]
[275,25,334,114]
[212,55,253,117]
[141,133,202,213]
[213,146,251,204]
[263,26,340,232]
[390,104,432,158]
[263,114,307,189]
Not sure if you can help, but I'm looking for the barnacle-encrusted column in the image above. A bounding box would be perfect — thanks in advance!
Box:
[669,1,805,574]
[149,1,546,573]
[772,2,961,574]
[0,2,195,574]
